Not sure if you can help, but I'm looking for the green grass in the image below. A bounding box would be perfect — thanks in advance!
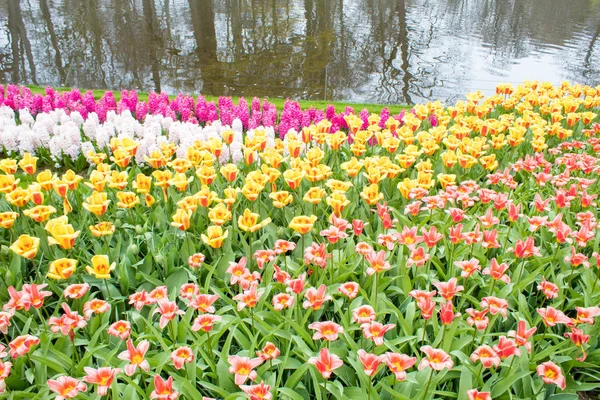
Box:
[21,84,411,115]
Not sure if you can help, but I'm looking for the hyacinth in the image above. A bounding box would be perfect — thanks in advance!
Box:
[0,81,598,399]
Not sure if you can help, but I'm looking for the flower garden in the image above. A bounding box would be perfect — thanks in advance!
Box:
[0,82,599,399]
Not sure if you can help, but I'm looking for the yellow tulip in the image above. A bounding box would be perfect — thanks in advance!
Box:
[18,152,38,175]
[86,151,107,165]
[303,187,327,205]
[0,211,19,229]
[36,169,56,191]
[86,255,116,279]
[152,170,173,188]
[326,192,350,216]
[108,171,129,190]
[6,188,29,207]
[23,205,57,223]
[0,159,18,175]
[241,180,264,202]
[27,183,44,205]
[169,172,194,191]
[195,185,218,208]
[110,148,131,168]
[325,179,353,193]
[144,150,168,169]
[171,208,192,231]
[133,174,152,194]
[83,192,110,216]
[169,158,193,174]
[438,174,457,189]
[177,196,199,213]
[10,234,40,259]
[237,208,271,233]
[269,191,293,208]
[85,170,108,192]
[289,215,317,235]
[117,192,140,209]
[201,225,229,249]
[195,165,216,186]
[340,157,363,178]
[221,187,240,209]
[397,178,418,200]
[45,217,80,250]
[48,258,78,280]
[208,203,232,226]
[360,184,384,205]
[89,222,116,237]
[220,164,239,182]
[61,169,83,190]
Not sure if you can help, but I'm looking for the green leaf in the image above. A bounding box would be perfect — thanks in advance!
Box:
[278,387,306,400]
[491,370,530,397]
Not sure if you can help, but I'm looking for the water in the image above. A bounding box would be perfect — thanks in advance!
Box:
[0,0,599,104]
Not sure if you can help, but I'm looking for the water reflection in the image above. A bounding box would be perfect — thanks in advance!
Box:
[0,0,598,104]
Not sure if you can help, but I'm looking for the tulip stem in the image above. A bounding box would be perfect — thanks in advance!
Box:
[373,273,379,311]
[489,277,496,297]
[567,263,576,290]
[440,324,448,350]
[470,326,478,353]
[477,363,485,385]
[104,279,111,301]
[248,232,253,269]
[421,318,429,343]
[421,368,434,400]
[515,258,526,285]
[506,354,517,376]
[532,382,545,398]
[169,320,177,345]
[36,307,47,333]
[592,272,600,294]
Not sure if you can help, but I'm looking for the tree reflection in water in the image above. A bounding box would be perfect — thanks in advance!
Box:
[0,0,598,104]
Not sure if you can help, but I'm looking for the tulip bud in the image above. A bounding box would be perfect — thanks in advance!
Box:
[1,245,9,257]
[128,244,139,256]
[154,254,165,265]
[135,225,144,235]
[277,227,286,238]
[114,219,123,228]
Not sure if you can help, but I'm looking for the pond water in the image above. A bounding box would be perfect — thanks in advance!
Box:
[0,0,599,104]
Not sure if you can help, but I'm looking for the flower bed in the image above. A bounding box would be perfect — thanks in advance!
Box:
[0,81,599,399]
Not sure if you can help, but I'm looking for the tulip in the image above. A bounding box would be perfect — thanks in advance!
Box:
[192,314,222,332]
[171,346,194,370]
[536,361,566,390]
[86,255,116,279]
[201,225,229,249]
[308,348,343,379]
[107,320,132,340]
[150,375,179,400]
[10,235,40,259]
[382,352,417,381]
[289,215,317,235]
[9,335,39,358]
[47,376,87,399]
[466,389,491,400]
[118,340,151,376]
[240,382,272,400]
[361,321,396,345]
[308,321,344,341]
[228,355,264,385]
[83,367,121,396]
[419,346,453,371]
